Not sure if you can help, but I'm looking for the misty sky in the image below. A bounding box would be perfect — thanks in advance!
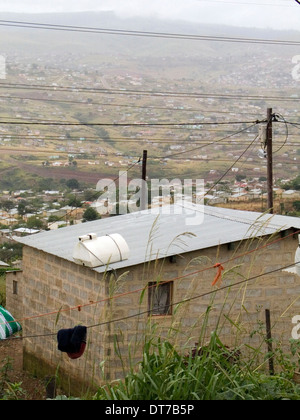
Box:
[0,0,299,31]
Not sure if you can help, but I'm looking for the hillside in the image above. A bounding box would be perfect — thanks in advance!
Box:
[0,12,299,189]
[1,12,299,61]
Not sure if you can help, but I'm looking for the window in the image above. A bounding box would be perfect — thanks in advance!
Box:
[13,280,18,295]
[148,282,173,316]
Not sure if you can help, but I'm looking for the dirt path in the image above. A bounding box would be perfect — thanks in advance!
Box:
[0,340,46,400]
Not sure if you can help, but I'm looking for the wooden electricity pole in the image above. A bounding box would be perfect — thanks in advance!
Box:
[267,108,274,214]
[141,150,148,211]
[265,309,275,376]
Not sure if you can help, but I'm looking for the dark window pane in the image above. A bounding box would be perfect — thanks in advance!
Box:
[148,282,172,316]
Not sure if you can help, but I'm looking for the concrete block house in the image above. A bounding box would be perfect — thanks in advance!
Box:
[5,203,300,394]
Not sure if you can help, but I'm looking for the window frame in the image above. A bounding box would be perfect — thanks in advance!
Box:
[13,280,18,295]
[148,281,173,316]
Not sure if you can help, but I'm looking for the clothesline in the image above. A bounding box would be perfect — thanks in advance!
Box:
[4,260,300,342]
[1,227,299,332]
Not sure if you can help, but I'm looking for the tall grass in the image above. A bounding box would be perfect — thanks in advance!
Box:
[92,293,300,401]
[89,217,300,401]
[93,331,300,401]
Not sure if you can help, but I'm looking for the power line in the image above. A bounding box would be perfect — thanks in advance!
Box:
[87,262,300,332]
[6,259,300,341]
[46,129,263,230]
[0,19,299,46]
[157,122,260,159]
[2,216,299,336]
[4,139,298,147]
[204,135,260,197]
[4,221,300,331]
[196,0,295,6]
[0,127,298,145]
[0,94,262,117]
[0,118,260,127]
[0,126,263,136]
[1,82,300,103]
[285,121,300,128]
[273,113,289,154]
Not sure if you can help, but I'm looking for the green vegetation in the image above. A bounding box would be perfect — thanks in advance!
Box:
[282,175,300,191]
[0,358,27,401]
[82,207,101,222]
[26,216,45,230]
[0,243,23,265]
[94,334,300,401]
[293,201,300,213]
[66,179,80,190]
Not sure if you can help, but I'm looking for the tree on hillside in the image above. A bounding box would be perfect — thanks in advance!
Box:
[17,201,28,216]
[67,195,82,208]
[1,200,14,212]
[293,176,300,190]
[282,175,300,191]
[66,179,80,190]
[83,207,101,222]
[293,201,300,212]
[38,178,55,192]
[26,216,44,230]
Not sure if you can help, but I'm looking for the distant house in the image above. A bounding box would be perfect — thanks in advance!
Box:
[282,190,300,199]
[13,228,40,237]
[0,229,11,244]
[44,207,84,221]
[47,221,68,231]
[44,191,60,196]
[1,217,18,227]
[230,193,248,202]
[0,260,9,267]
[6,204,300,394]
[249,189,263,199]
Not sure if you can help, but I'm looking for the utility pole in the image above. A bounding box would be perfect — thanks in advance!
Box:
[141,150,148,211]
[265,309,275,376]
[267,108,274,214]
[142,150,147,183]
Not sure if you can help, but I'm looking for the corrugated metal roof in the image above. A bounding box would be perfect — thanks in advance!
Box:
[15,203,300,274]
[0,261,9,267]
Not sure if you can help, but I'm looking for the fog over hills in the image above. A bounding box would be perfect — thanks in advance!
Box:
[0,11,299,60]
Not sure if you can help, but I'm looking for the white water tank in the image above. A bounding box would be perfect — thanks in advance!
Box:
[73,233,130,268]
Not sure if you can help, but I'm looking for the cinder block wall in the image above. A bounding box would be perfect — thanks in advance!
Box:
[7,246,110,393]
[104,231,300,380]
[6,230,300,393]
[6,270,23,321]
